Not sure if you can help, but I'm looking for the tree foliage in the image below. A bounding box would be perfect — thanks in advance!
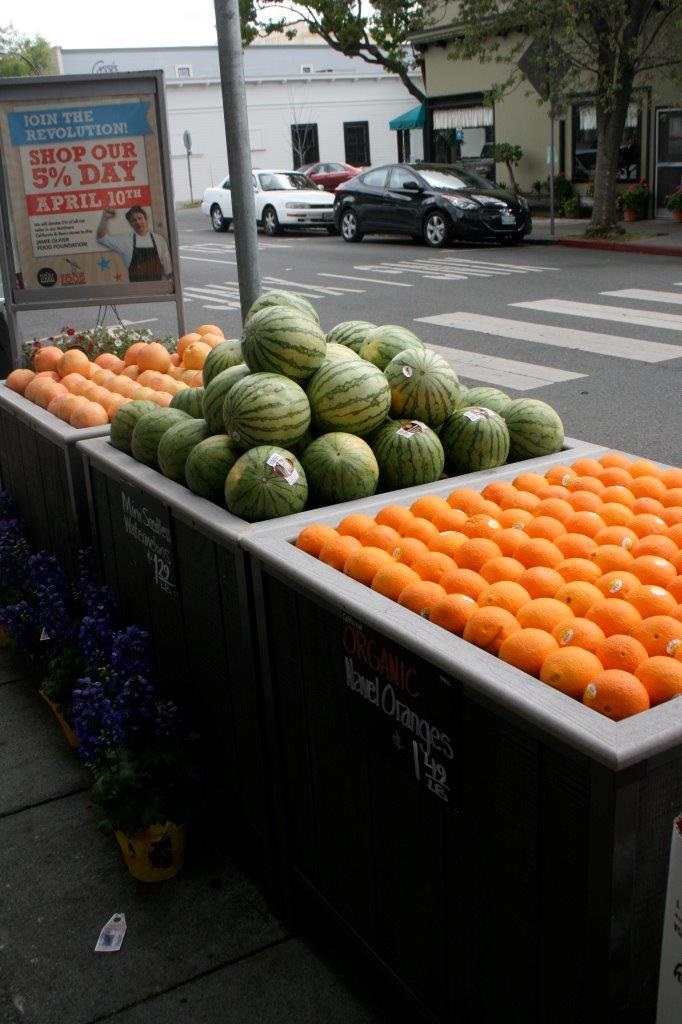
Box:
[447,1,682,234]
[0,25,54,77]
[239,1,432,101]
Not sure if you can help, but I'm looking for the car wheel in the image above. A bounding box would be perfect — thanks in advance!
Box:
[210,204,229,232]
[326,225,340,236]
[423,210,451,248]
[340,209,363,242]
[263,206,283,236]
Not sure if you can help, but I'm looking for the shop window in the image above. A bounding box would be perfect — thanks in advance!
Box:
[572,102,640,182]
[291,123,319,167]
[344,122,370,167]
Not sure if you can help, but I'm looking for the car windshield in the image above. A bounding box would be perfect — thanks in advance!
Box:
[259,172,315,191]
[417,165,493,191]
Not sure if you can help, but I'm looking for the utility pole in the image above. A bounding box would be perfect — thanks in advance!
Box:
[213,0,262,322]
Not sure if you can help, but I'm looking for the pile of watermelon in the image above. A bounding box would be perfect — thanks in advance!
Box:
[110,289,566,522]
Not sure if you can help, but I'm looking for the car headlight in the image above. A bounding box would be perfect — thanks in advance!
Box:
[446,196,479,210]
[285,203,311,209]
[518,196,529,210]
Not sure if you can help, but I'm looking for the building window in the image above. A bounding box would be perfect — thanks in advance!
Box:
[572,102,640,182]
[344,121,370,166]
[176,65,192,79]
[430,104,494,175]
[291,123,319,167]
[300,64,314,74]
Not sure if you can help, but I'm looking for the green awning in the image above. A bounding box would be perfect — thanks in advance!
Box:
[389,103,426,131]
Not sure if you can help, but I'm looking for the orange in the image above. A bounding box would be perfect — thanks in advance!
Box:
[409,495,451,523]
[359,524,401,552]
[626,584,677,619]
[495,528,529,558]
[590,544,634,574]
[597,452,632,470]
[398,580,447,618]
[659,506,682,528]
[427,531,468,559]
[566,489,604,513]
[554,580,603,617]
[531,498,573,523]
[636,656,682,705]
[586,599,643,637]
[460,513,502,540]
[319,534,361,570]
[668,576,682,604]
[430,506,469,532]
[669,524,682,547]
[410,551,455,583]
[182,340,211,370]
[148,391,173,408]
[94,352,125,372]
[343,546,392,587]
[476,580,532,615]
[462,606,521,654]
[629,513,667,538]
[56,394,88,423]
[371,562,421,602]
[428,593,478,636]
[630,535,678,560]
[630,555,676,588]
[631,496,665,517]
[517,597,573,632]
[555,558,602,584]
[513,471,548,495]
[123,341,148,365]
[195,323,224,339]
[46,392,71,418]
[121,365,141,380]
[479,556,526,584]
[630,475,667,501]
[6,368,35,395]
[391,537,429,566]
[401,516,439,544]
[554,532,599,560]
[519,566,565,600]
[567,474,605,495]
[551,616,606,654]
[514,537,563,569]
[136,342,172,374]
[662,488,682,508]
[497,507,534,529]
[196,332,225,350]
[337,513,376,539]
[108,376,139,399]
[498,628,559,677]
[524,515,567,541]
[593,525,638,549]
[535,484,571,502]
[570,457,605,477]
[661,468,682,489]
[481,480,518,505]
[456,538,502,573]
[32,344,63,372]
[599,485,635,508]
[440,567,488,600]
[598,466,633,488]
[499,489,541,513]
[596,570,641,599]
[446,487,488,515]
[595,634,649,674]
[628,458,664,479]
[598,502,634,527]
[57,348,92,379]
[137,369,165,391]
[631,615,682,658]
[70,400,109,428]
[105,395,131,421]
[582,670,650,719]
[540,647,604,699]
[544,464,579,486]
[562,511,606,538]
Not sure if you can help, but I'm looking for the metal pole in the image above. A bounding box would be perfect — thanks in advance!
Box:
[213,0,262,322]
[549,108,555,237]
[186,150,194,204]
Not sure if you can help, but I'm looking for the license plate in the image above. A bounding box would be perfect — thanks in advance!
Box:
[501,213,516,225]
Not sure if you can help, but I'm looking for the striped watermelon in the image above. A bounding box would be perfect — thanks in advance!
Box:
[384,348,460,426]
[306,359,390,436]
[244,288,320,325]
[439,407,510,474]
[301,432,379,505]
[325,320,376,354]
[225,446,308,521]
[242,306,327,382]
[202,364,251,433]
[170,386,205,418]
[185,434,241,503]
[202,339,243,386]
[359,325,425,370]
[325,342,362,363]
[158,418,211,484]
[223,372,311,450]
[500,398,564,460]
[371,419,445,490]
[458,386,511,415]
[110,399,158,454]
[130,408,192,468]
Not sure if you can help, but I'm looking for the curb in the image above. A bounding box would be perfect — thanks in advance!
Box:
[556,238,682,257]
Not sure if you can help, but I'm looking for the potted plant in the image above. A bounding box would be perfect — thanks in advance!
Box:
[620,179,651,221]
[666,185,682,222]
[562,196,581,219]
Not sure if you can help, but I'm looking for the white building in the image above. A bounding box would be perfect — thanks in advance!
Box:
[56,36,424,204]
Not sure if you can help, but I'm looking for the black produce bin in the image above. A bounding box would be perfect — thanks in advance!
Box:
[243,452,682,1024]
[0,383,109,576]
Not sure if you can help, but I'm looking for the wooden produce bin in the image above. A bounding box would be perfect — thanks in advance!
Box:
[243,451,682,1024]
[0,382,109,576]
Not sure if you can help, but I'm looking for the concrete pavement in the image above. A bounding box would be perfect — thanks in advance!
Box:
[529,215,682,256]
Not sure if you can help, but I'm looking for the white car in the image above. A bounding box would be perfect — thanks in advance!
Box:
[201,169,336,235]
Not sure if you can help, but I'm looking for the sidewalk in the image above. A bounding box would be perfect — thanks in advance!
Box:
[0,646,413,1024]
[528,215,682,256]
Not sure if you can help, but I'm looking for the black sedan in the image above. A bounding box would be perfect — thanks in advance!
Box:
[333,162,532,247]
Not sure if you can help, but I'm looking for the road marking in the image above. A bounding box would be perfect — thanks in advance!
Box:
[427,343,585,391]
[600,288,682,306]
[416,312,682,362]
[512,298,682,331]
[263,275,364,296]
[317,273,413,287]
[119,318,159,326]
[353,255,558,281]
[180,254,238,266]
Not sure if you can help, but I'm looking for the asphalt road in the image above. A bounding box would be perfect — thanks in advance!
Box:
[15,206,682,465]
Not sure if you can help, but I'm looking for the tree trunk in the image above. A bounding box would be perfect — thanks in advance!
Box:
[505,160,519,195]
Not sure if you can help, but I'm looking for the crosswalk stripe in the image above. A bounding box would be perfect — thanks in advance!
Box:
[263,275,364,296]
[415,312,682,362]
[600,288,682,306]
[180,254,238,266]
[427,343,585,391]
[512,299,682,331]
[317,273,412,287]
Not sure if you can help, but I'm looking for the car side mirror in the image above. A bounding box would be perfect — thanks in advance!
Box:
[317,184,324,190]
[402,181,421,192]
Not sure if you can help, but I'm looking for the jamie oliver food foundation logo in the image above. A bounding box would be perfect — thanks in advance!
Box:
[36,267,57,287]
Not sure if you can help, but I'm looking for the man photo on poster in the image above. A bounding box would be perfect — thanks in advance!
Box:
[96,205,172,282]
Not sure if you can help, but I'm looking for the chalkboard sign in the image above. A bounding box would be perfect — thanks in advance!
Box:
[118,482,177,596]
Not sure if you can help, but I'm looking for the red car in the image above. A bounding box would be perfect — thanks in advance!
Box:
[298,161,364,192]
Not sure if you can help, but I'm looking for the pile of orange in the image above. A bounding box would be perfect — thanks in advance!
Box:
[296,452,682,722]
[6,324,225,428]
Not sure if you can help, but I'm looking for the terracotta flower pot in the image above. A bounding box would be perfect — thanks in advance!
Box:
[623,208,639,222]
[671,209,682,223]
[39,689,80,748]
[114,821,186,882]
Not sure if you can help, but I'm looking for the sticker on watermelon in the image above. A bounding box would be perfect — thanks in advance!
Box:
[267,453,299,485]
[397,420,427,438]
[462,406,495,422]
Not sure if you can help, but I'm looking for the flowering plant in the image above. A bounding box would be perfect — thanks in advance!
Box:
[20,324,175,368]
[620,178,651,213]
[666,186,682,212]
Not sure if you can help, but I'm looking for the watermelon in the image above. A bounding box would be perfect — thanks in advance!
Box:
[223,372,311,450]
[185,434,241,503]
[130,408,191,468]
[371,419,445,490]
[301,432,379,505]
[202,364,251,433]
[242,306,326,382]
[110,399,158,454]
[157,418,211,484]
[439,407,510,474]
[306,360,390,436]
[359,325,425,370]
[225,446,308,521]
[500,398,564,460]
[202,339,243,386]
[384,348,460,427]
[170,386,205,418]
[244,288,320,325]
[458,386,511,415]
[326,320,376,354]
[324,342,362,363]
